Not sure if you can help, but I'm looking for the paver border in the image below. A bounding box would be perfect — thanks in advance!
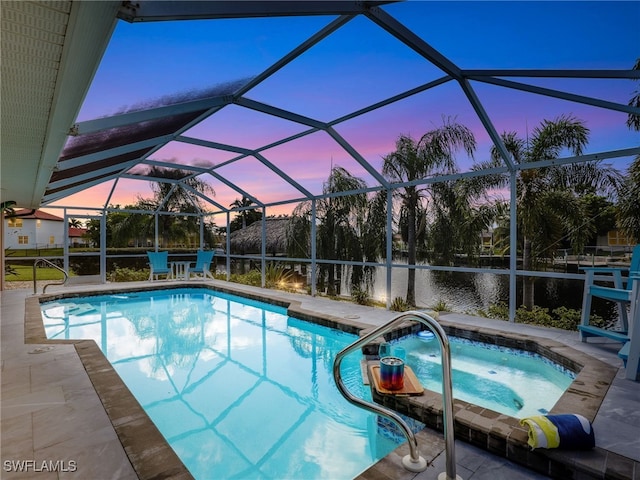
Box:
[26,282,633,479]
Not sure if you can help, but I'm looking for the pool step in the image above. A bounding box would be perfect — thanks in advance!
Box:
[42,302,96,316]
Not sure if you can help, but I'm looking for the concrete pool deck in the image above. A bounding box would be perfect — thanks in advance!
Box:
[1,280,638,479]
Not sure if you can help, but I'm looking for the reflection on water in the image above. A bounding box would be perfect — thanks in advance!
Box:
[341,265,616,320]
[41,289,399,480]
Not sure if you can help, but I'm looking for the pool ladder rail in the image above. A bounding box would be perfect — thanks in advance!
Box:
[333,311,462,480]
[33,258,69,294]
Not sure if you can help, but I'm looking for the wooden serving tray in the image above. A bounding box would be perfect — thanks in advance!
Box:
[370,365,424,396]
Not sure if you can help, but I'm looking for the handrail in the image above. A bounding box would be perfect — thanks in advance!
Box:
[33,258,69,294]
[333,311,460,480]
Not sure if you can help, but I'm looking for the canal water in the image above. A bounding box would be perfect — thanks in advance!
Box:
[341,265,618,322]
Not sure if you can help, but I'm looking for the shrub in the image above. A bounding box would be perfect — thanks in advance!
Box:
[431,299,449,312]
[515,305,553,326]
[351,287,371,305]
[263,263,294,289]
[478,302,604,332]
[229,270,262,286]
[549,306,583,330]
[390,296,409,312]
[108,266,150,282]
[477,302,509,320]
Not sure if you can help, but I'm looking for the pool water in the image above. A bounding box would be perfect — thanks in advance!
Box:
[41,289,399,480]
[396,335,575,418]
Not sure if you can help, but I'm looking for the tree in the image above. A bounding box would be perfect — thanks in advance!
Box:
[382,118,476,306]
[359,189,388,290]
[229,197,262,232]
[616,161,640,242]
[581,195,618,246]
[617,58,640,241]
[110,167,215,248]
[287,166,368,296]
[109,201,155,248]
[485,115,621,308]
[85,206,121,248]
[68,218,83,228]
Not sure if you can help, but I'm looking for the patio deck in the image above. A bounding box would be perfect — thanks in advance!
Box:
[1,281,638,479]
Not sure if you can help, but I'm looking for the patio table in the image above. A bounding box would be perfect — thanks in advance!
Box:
[171,261,191,281]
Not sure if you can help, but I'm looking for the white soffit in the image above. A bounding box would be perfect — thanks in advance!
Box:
[0,1,119,208]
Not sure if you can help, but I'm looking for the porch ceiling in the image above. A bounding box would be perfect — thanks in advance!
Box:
[0,1,121,209]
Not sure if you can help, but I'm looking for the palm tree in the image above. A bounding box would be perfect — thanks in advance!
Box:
[68,218,83,228]
[382,118,476,306]
[108,206,152,247]
[229,196,262,232]
[287,166,368,296]
[617,58,640,241]
[111,167,214,248]
[359,189,388,289]
[429,179,499,265]
[617,161,640,241]
[147,166,213,246]
[484,115,622,308]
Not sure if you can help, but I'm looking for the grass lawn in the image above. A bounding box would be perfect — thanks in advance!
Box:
[5,265,69,282]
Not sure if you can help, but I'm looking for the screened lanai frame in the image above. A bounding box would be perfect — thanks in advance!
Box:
[43,1,640,321]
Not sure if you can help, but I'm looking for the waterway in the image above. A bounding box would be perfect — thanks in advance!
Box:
[341,265,617,322]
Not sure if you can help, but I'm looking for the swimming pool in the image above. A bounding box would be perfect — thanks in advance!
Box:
[41,289,400,480]
[393,334,574,418]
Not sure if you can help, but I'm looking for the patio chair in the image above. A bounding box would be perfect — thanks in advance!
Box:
[618,271,640,381]
[190,250,215,280]
[147,251,172,281]
[579,244,640,343]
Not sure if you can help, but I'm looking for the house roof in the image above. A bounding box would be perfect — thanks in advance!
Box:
[229,217,290,254]
[68,227,88,237]
[10,209,64,222]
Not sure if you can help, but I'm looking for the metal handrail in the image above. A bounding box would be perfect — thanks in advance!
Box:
[33,258,69,294]
[333,311,460,480]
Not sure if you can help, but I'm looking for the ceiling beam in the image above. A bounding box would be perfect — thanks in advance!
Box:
[470,76,640,116]
[364,6,462,79]
[461,69,640,79]
[235,15,355,98]
[234,97,327,130]
[118,1,396,22]
[458,79,515,171]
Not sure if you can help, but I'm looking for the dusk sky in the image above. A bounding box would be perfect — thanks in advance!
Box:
[52,1,640,223]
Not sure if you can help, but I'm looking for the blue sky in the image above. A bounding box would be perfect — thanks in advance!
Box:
[62,1,639,215]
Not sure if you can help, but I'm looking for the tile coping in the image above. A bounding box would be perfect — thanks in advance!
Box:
[24,282,636,480]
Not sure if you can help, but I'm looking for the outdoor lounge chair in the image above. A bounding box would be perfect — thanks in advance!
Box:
[190,250,215,280]
[147,251,172,281]
[619,271,640,381]
[579,244,640,344]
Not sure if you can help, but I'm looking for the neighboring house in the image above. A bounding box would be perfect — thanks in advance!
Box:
[4,209,64,249]
[68,227,90,247]
[595,230,636,250]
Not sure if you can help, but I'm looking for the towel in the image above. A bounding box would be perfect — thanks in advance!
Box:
[519,414,595,450]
